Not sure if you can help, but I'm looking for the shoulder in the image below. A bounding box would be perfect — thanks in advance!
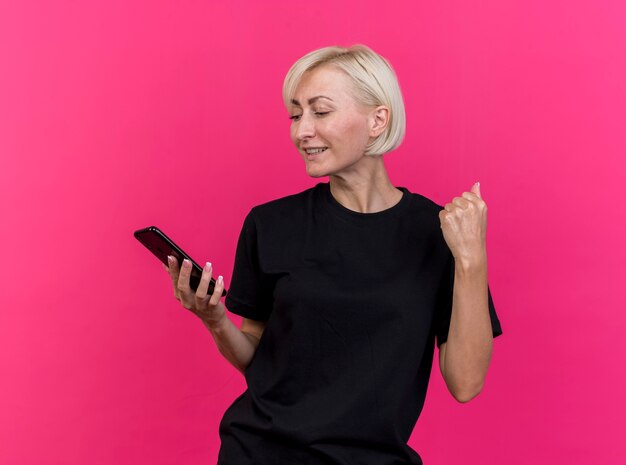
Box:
[403,189,445,222]
[400,188,450,250]
[406,190,445,211]
[240,184,320,250]
[246,183,322,229]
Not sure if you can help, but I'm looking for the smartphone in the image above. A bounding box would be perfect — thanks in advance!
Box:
[134,226,227,297]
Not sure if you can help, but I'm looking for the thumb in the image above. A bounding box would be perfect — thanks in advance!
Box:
[471,181,482,199]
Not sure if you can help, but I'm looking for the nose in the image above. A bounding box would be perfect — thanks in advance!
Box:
[294,112,315,142]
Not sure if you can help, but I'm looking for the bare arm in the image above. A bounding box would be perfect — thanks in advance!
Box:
[438,256,493,402]
[202,316,265,374]
[438,182,494,403]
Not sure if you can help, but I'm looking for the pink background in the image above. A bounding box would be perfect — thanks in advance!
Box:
[1,1,624,464]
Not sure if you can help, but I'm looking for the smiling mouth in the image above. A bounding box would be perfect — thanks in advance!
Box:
[305,147,328,155]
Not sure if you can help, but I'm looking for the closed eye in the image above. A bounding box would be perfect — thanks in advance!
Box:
[289,111,330,121]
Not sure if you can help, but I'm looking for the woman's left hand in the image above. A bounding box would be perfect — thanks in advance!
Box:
[439,182,488,266]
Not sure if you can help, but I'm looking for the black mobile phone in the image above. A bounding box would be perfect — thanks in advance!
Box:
[133,226,227,297]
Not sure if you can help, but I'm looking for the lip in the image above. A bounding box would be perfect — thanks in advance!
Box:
[305,148,328,160]
[303,147,328,160]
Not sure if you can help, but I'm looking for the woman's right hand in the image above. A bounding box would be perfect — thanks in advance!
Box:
[164,256,227,328]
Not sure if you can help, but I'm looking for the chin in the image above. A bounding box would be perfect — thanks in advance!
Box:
[306,172,328,179]
[305,165,330,178]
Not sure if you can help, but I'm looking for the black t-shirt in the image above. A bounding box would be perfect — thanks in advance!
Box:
[217,182,502,465]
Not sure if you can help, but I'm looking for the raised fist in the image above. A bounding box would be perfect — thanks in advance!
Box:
[438,182,488,266]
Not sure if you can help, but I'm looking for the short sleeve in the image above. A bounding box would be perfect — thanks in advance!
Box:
[435,251,503,348]
[225,209,274,322]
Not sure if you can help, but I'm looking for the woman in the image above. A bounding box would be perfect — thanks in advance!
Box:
[165,44,503,465]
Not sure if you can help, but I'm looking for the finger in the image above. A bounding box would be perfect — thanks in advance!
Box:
[461,191,481,203]
[167,255,180,275]
[209,275,225,306]
[461,193,487,214]
[166,256,181,297]
[471,181,481,199]
[451,196,469,209]
[177,258,193,294]
[196,262,213,299]
[439,209,450,227]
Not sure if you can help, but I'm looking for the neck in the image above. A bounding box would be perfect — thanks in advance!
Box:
[328,155,402,213]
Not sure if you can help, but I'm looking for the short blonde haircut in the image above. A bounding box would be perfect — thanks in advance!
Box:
[282,44,406,156]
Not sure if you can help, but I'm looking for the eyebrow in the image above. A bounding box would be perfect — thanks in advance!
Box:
[290,95,334,106]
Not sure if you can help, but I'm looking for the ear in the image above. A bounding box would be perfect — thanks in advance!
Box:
[368,106,390,138]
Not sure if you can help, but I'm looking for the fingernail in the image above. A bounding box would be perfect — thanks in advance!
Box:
[167,255,173,264]
[218,275,223,283]
[206,261,212,269]
[183,259,190,266]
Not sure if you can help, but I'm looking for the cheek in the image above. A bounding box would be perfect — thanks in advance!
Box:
[339,119,370,148]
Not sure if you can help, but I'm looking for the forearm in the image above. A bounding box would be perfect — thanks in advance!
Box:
[202,316,259,374]
[441,254,493,400]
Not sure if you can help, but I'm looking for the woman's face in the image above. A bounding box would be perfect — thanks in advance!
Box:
[289,66,380,178]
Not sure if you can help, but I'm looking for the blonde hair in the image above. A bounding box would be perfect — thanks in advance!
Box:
[282,44,406,156]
